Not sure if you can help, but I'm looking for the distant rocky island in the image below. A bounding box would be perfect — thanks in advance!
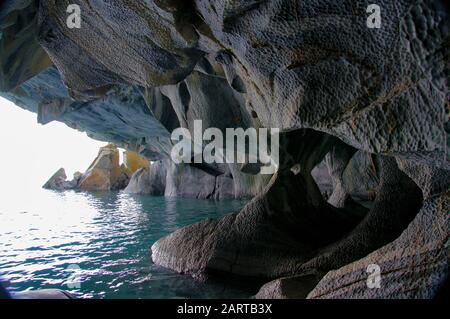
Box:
[43,144,149,192]
[0,0,448,299]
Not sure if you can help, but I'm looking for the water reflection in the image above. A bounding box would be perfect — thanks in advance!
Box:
[0,189,251,298]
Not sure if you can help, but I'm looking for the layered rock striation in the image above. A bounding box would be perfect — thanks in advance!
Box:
[1,0,449,298]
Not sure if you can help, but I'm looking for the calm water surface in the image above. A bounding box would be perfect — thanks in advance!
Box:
[0,189,251,298]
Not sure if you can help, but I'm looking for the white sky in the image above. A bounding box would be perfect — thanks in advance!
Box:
[0,97,106,193]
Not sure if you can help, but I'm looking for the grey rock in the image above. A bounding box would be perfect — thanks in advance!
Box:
[37,0,203,98]
[311,161,333,200]
[308,187,449,299]
[1,0,449,299]
[214,175,235,200]
[195,0,449,162]
[13,289,74,299]
[125,161,167,196]
[125,160,237,199]
[0,0,51,91]
[43,169,85,191]
[256,275,321,299]
[42,168,69,190]
[1,67,174,161]
[152,153,365,278]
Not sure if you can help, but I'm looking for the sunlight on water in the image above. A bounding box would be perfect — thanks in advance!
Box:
[0,190,250,298]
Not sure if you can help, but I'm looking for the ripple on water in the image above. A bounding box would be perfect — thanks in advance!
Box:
[0,189,256,298]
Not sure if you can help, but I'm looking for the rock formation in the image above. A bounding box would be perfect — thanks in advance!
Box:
[124,151,150,174]
[125,159,238,199]
[1,0,449,299]
[42,168,78,190]
[125,161,166,196]
[43,145,149,191]
[0,0,51,91]
[78,144,130,191]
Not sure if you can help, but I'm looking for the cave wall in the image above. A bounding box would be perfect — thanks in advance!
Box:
[0,0,448,298]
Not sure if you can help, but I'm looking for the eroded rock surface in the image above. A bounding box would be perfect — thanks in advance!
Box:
[0,0,51,91]
[125,161,167,196]
[1,0,449,299]
[308,187,449,299]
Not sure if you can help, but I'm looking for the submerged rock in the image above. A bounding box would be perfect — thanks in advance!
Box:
[12,289,74,299]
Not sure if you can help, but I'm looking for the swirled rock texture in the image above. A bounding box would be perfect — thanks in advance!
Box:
[0,0,51,91]
[307,189,449,299]
[0,0,449,299]
[125,161,167,196]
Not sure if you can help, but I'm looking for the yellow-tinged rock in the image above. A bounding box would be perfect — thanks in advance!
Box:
[85,144,120,171]
[78,169,110,191]
[124,151,150,173]
[79,144,130,191]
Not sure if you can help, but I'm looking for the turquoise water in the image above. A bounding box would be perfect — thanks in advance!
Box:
[0,189,251,298]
